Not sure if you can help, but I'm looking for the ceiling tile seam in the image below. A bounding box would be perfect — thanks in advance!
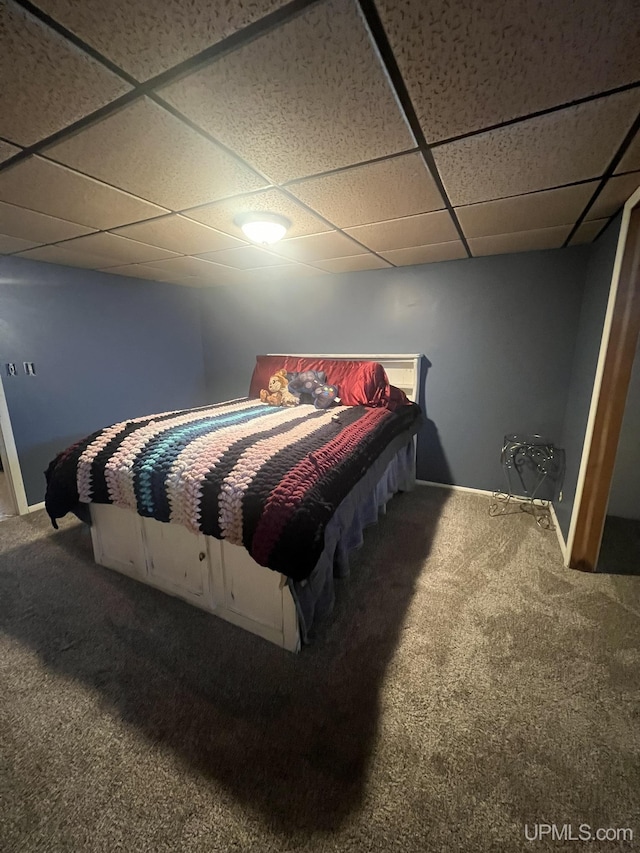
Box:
[12,0,140,85]
[563,109,640,247]
[282,147,421,186]
[0,0,321,177]
[429,81,640,149]
[146,95,396,263]
[453,177,604,209]
[355,0,471,258]
[592,215,618,243]
[0,89,143,176]
[135,0,323,93]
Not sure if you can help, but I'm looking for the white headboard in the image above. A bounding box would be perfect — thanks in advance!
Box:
[267,353,422,402]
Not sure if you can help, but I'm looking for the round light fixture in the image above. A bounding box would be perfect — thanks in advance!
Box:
[234,212,291,245]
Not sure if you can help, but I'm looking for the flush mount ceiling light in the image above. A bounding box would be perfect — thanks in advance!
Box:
[234,212,291,245]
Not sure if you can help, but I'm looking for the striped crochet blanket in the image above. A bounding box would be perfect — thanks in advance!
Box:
[45,398,421,580]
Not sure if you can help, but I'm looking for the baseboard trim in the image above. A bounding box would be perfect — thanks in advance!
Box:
[27,501,45,513]
[417,480,568,562]
[549,503,569,565]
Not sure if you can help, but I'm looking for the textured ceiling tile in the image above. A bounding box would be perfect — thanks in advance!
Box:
[111,215,246,255]
[569,219,609,245]
[0,201,94,244]
[32,0,291,81]
[160,0,414,183]
[0,141,21,164]
[269,231,363,262]
[288,154,444,228]
[238,264,329,284]
[433,90,640,206]
[379,241,468,266]
[468,225,572,256]
[15,244,120,268]
[143,255,234,282]
[615,131,640,175]
[375,0,640,143]
[345,210,459,252]
[45,98,266,210]
[98,263,183,282]
[0,157,168,229]
[0,1,130,146]
[182,189,330,240]
[0,234,40,254]
[585,172,640,220]
[56,232,179,265]
[197,245,292,269]
[455,182,598,238]
[312,254,392,273]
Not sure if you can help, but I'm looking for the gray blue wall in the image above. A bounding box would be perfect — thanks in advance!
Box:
[0,257,207,505]
[198,248,589,491]
[555,217,622,539]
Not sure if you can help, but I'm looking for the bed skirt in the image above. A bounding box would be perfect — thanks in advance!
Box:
[290,437,415,642]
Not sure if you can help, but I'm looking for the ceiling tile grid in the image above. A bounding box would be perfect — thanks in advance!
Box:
[0,0,131,146]
[159,0,416,183]
[0,0,638,285]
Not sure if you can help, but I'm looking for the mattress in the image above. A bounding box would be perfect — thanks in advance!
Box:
[45,397,421,580]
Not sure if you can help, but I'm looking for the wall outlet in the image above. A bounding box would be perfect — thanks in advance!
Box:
[23,362,36,376]
[6,363,16,377]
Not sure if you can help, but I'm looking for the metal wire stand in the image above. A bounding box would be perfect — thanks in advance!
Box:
[489,434,564,530]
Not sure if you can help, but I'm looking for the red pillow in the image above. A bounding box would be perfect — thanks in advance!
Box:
[248,356,410,409]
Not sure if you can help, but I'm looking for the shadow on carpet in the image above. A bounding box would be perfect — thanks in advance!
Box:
[0,487,450,835]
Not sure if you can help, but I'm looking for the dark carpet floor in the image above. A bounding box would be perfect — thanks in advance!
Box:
[1,488,639,852]
[599,515,640,575]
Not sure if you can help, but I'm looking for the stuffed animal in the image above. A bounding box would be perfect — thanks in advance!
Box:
[260,369,299,407]
[288,370,340,410]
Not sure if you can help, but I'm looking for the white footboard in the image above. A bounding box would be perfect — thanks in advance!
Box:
[89,504,301,652]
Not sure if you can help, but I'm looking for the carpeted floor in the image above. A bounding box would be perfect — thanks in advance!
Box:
[1,488,638,852]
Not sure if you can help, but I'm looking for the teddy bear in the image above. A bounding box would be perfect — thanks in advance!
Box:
[260,369,299,407]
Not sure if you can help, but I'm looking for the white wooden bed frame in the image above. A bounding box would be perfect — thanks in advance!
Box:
[89,354,421,652]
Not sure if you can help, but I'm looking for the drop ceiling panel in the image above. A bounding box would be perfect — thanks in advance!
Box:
[98,263,185,282]
[197,245,292,270]
[56,232,179,265]
[468,225,572,256]
[143,255,235,282]
[159,0,415,183]
[238,264,329,284]
[569,219,608,245]
[182,189,330,241]
[0,234,40,254]
[0,0,130,146]
[269,231,364,262]
[0,141,21,164]
[111,215,246,255]
[0,157,168,229]
[375,0,640,143]
[433,90,640,206]
[16,244,120,268]
[32,0,292,81]
[45,97,266,210]
[380,241,467,266]
[455,183,598,238]
[615,131,640,175]
[312,254,392,273]
[585,172,640,221]
[345,210,459,252]
[0,201,95,244]
[288,154,444,228]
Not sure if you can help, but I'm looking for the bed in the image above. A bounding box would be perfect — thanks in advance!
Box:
[44,354,422,652]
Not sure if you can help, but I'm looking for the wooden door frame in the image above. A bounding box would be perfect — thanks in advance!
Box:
[567,186,640,571]
[0,375,29,515]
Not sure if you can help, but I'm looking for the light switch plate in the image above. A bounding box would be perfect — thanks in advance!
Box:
[23,362,36,376]
[6,363,17,377]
